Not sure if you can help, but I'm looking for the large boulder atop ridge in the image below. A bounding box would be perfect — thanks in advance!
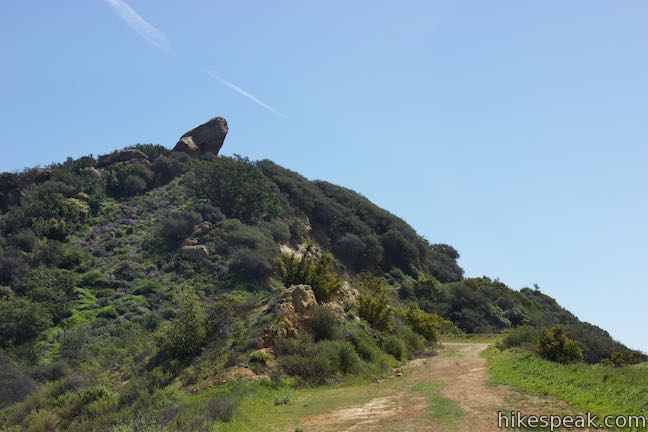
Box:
[173,117,228,156]
[97,149,149,167]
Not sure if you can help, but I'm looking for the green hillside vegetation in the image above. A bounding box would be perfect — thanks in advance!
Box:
[0,144,643,431]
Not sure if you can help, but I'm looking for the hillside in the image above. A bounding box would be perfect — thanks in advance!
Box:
[0,117,643,431]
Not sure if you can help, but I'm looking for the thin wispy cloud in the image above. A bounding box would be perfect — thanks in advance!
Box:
[104,0,174,55]
[103,0,285,117]
[204,70,287,118]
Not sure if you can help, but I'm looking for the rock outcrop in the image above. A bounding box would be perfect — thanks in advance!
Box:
[97,149,149,167]
[173,117,228,156]
[180,245,209,261]
[81,167,106,178]
[179,221,213,249]
[260,285,318,343]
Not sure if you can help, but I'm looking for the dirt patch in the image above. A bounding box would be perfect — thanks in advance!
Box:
[304,392,425,432]
[301,343,606,432]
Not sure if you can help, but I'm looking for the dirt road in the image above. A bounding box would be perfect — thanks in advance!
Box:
[301,342,597,432]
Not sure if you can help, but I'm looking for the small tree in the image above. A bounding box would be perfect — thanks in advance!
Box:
[536,325,583,364]
[404,305,441,343]
[358,292,393,332]
[157,287,206,359]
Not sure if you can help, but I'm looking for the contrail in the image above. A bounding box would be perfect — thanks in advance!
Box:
[104,0,174,55]
[103,0,285,117]
[204,70,287,118]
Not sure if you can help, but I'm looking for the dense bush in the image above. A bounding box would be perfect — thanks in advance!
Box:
[20,267,78,322]
[0,254,30,285]
[277,247,342,302]
[0,296,52,345]
[498,325,540,350]
[157,287,206,359]
[601,351,646,367]
[309,306,341,341]
[275,337,362,384]
[381,335,406,361]
[107,162,153,197]
[219,219,279,284]
[189,156,281,222]
[7,229,37,252]
[0,359,36,408]
[536,326,584,364]
[159,210,202,248]
[404,305,442,343]
[358,291,393,331]
[258,161,463,279]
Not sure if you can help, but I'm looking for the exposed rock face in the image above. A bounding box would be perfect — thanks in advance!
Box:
[173,117,228,156]
[269,285,318,339]
[289,284,317,314]
[97,149,149,167]
[180,245,209,260]
[191,221,213,238]
[179,221,213,249]
[81,167,106,178]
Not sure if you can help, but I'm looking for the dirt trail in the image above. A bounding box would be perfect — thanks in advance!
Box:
[303,342,601,432]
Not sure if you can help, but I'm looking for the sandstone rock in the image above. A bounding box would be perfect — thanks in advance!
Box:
[179,221,213,249]
[81,167,105,178]
[268,285,319,339]
[174,137,200,156]
[173,117,228,156]
[180,245,209,260]
[180,237,199,248]
[97,149,149,167]
[336,281,360,308]
[192,221,213,238]
[289,284,317,314]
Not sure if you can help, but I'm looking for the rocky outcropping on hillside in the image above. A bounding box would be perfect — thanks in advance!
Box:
[97,149,149,167]
[173,117,228,157]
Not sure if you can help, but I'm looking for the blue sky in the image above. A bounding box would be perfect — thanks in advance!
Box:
[1,1,646,352]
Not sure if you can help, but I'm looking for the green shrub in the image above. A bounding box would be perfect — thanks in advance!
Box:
[310,306,341,341]
[536,326,584,364]
[159,210,202,249]
[249,350,270,365]
[358,292,393,331]
[275,337,362,384]
[278,247,342,302]
[395,324,426,357]
[601,351,646,367]
[21,267,78,322]
[499,325,540,350]
[381,335,406,361]
[203,395,237,422]
[188,156,281,222]
[221,220,279,284]
[8,229,37,252]
[0,360,35,408]
[0,297,52,346]
[348,329,381,362]
[157,287,206,359]
[404,305,441,342]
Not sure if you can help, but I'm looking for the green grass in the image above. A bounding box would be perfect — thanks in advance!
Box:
[411,382,463,430]
[485,348,648,426]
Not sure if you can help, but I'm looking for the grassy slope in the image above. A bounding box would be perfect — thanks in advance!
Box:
[485,348,648,420]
